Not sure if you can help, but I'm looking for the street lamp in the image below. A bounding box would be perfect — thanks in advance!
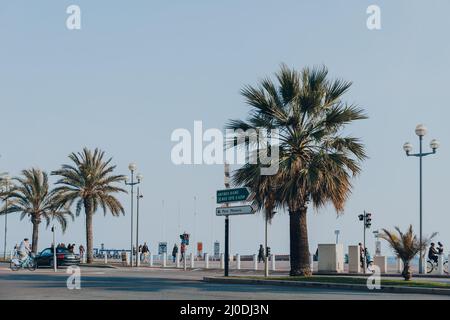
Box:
[135,174,143,267]
[334,230,340,244]
[403,124,439,274]
[264,211,276,278]
[2,175,11,259]
[125,163,140,267]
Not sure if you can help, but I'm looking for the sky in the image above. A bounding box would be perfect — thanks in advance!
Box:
[0,0,449,257]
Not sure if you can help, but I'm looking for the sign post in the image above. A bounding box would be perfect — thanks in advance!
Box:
[216,187,256,277]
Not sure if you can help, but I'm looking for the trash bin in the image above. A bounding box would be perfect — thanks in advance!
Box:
[121,252,127,265]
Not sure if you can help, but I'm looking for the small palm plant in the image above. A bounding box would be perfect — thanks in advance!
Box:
[380,225,436,280]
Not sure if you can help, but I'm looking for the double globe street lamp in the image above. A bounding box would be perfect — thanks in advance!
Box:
[403,124,439,274]
[2,175,12,259]
[125,163,143,267]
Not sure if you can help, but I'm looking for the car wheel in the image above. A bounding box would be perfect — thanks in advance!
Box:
[49,259,54,268]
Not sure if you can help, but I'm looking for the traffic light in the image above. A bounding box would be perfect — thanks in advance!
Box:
[180,233,190,245]
[358,214,364,221]
[365,213,372,228]
[266,247,271,258]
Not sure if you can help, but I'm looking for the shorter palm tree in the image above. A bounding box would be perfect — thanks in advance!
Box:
[380,225,436,280]
[0,168,72,253]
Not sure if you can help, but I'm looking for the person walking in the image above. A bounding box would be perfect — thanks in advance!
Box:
[141,242,149,262]
[79,244,85,261]
[180,243,186,262]
[258,244,265,263]
[172,244,178,263]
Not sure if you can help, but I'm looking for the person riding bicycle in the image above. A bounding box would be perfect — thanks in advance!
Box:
[365,248,373,266]
[428,242,439,264]
[438,242,444,255]
[17,238,31,261]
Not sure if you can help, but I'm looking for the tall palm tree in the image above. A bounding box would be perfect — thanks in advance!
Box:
[380,225,436,280]
[227,64,367,276]
[51,148,126,263]
[0,168,72,253]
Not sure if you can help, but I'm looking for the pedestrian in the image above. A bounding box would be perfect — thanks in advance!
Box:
[79,244,85,261]
[141,242,149,262]
[359,243,365,267]
[180,243,186,262]
[67,243,73,252]
[258,244,265,263]
[172,244,178,263]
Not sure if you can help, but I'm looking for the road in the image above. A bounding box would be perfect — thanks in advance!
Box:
[0,263,448,300]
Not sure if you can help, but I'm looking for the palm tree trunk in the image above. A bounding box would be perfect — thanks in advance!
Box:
[31,216,40,254]
[289,206,311,276]
[84,200,94,264]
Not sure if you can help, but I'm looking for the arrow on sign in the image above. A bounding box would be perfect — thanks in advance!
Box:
[216,205,256,216]
[216,187,252,204]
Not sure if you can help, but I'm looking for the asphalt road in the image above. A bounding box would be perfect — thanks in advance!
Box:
[0,264,448,300]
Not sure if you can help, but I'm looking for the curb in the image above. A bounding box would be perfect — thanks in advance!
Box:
[79,264,117,269]
[203,277,450,296]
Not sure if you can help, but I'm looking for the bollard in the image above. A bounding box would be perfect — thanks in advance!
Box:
[421,255,427,274]
[163,253,167,267]
[438,255,444,275]
[190,253,195,268]
[220,253,225,269]
[236,254,241,270]
[253,254,258,271]
[10,250,13,260]
[176,253,180,268]
[271,254,276,271]
[104,253,108,264]
[149,252,153,267]
[127,252,131,266]
[396,257,403,273]
[205,253,209,269]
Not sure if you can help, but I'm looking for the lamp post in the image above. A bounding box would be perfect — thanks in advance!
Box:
[125,163,141,267]
[403,124,439,274]
[334,230,340,244]
[264,211,276,278]
[2,175,11,259]
[135,174,143,267]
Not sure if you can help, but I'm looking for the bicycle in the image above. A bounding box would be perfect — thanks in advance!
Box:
[10,253,37,271]
[426,257,449,274]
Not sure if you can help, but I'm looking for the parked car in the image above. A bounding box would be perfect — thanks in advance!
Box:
[35,247,80,268]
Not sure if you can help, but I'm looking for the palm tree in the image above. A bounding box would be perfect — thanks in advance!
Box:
[51,148,126,263]
[380,225,436,280]
[227,64,367,276]
[0,168,72,253]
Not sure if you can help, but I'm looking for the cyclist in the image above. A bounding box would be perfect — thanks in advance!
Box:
[438,242,444,255]
[17,238,31,261]
[365,248,373,266]
[428,242,439,264]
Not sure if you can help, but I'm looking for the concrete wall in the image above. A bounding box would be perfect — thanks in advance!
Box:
[348,245,360,273]
[318,244,344,273]
[374,256,387,273]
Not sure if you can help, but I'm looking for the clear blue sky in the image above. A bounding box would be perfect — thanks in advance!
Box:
[1,0,449,256]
